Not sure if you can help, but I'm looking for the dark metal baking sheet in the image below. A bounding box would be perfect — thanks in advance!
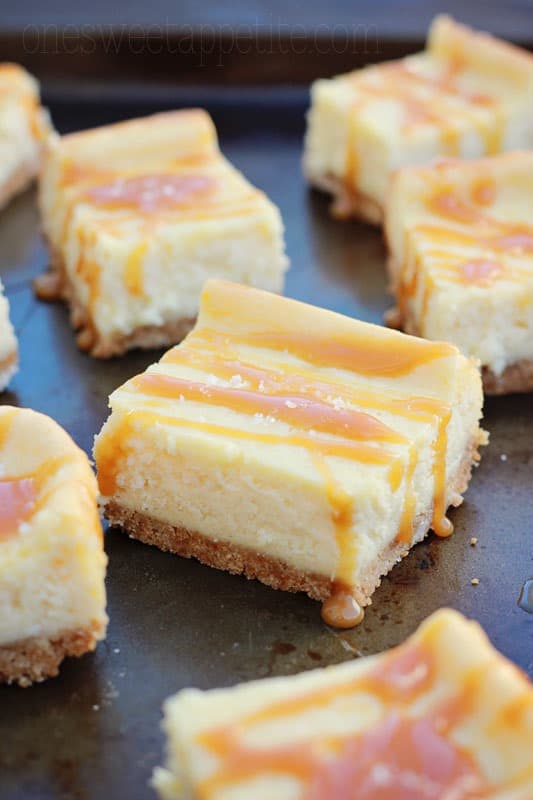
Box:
[0,89,532,800]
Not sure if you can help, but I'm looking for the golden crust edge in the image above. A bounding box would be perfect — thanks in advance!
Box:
[102,432,483,610]
[0,620,105,687]
[34,250,195,358]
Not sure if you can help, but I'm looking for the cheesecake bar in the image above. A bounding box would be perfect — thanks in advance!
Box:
[153,609,533,800]
[37,109,288,358]
[0,280,17,391]
[0,406,107,686]
[95,280,485,628]
[385,152,533,394]
[304,16,533,224]
[0,63,50,210]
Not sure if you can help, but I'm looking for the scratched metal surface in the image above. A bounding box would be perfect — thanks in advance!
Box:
[0,91,532,800]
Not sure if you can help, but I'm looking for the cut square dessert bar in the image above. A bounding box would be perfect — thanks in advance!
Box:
[385,152,533,394]
[153,609,533,800]
[95,280,485,627]
[0,406,107,686]
[304,16,533,225]
[37,110,288,357]
[0,63,50,210]
[0,280,17,391]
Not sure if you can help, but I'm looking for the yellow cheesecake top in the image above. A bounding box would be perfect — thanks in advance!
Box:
[161,609,533,799]
[45,109,266,223]
[386,151,533,327]
[0,406,102,544]
[96,281,482,627]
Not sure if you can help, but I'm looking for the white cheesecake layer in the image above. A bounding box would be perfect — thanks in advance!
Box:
[0,63,49,209]
[0,407,107,645]
[386,152,533,376]
[39,110,288,351]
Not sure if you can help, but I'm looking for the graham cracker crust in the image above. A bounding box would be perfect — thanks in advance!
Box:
[306,172,383,226]
[34,255,195,358]
[0,621,103,687]
[103,432,483,613]
[482,360,533,395]
[385,302,533,396]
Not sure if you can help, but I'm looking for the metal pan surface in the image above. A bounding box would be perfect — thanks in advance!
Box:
[0,90,531,800]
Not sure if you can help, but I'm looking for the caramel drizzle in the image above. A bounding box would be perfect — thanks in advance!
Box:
[0,412,75,540]
[397,176,533,329]
[55,163,260,305]
[187,328,456,378]
[194,638,493,799]
[130,373,407,448]
[344,57,503,186]
[163,333,453,541]
[97,304,460,626]
[131,339,453,552]
[96,411,399,499]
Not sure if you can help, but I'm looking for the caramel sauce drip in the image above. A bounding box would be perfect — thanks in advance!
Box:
[100,311,459,626]
[0,410,93,542]
[321,587,364,628]
[131,373,407,448]
[84,173,216,214]
[461,259,504,286]
[398,175,533,326]
[194,328,455,378]
[195,639,489,799]
[170,336,453,545]
[471,178,496,206]
[344,58,501,189]
[163,340,449,426]
[95,411,396,500]
[430,406,453,537]
[0,477,37,540]
[0,412,50,540]
[125,241,148,297]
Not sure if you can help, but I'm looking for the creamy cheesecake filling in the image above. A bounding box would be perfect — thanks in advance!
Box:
[0,407,107,658]
[38,110,288,355]
[96,281,484,628]
[386,153,533,379]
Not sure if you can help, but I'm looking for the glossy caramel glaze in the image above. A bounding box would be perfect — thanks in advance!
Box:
[85,174,217,214]
[0,477,36,540]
